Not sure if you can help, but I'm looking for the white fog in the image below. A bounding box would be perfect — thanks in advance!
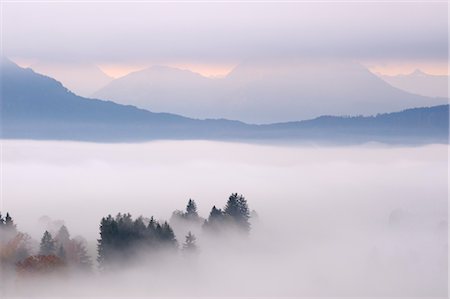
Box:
[1,140,448,297]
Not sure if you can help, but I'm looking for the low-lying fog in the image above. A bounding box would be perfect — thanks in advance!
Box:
[1,140,448,297]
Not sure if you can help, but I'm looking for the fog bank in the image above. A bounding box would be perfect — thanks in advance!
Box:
[1,140,448,297]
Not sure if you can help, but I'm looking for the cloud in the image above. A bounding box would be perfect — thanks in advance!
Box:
[3,2,448,64]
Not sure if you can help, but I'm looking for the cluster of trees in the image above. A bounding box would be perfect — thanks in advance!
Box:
[0,212,15,230]
[98,193,252,266]
[98,214,178,266]
[203,193,251,234]
[1,212,91,277]
[39,226,92,271]
[1,193,254,273]
[0,212,31,270]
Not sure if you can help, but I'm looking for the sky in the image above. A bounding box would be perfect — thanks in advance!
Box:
[2,1,448,77]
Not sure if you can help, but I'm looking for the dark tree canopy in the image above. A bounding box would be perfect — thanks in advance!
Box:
[203,194,251,234]
[186,199,198,218]
[98,213,178,267]
[0,212,17,233]
[170,199,203,224]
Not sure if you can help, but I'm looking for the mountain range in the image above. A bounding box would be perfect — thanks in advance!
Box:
[1,58,448,144]
[92,59,447,124]
[30,61,113,97]
[380,70,448,98]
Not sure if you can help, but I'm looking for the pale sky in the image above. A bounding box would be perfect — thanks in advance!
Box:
[2,2,448,76]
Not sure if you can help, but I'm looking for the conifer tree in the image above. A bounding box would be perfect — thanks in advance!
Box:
[224,193,250,233]
[4,212,16,232]
[0,213,4,228]
[186,199,199,218]
[182,231,197,253]
[55,225,70,246]
[39,231,56,255]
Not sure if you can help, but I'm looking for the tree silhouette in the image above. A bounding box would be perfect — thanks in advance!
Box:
[203,194,251,234]
[182,231,197,254]
[39,231,56,256]
[0,212,17,233]
[186,199,199,218]
[202,206,225,232]
[224,193,250,233]
[55,225,70,247]
[97,213,178,267]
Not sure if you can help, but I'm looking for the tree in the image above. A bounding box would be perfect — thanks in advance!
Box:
[186,199,199,218]
[224,193,250,233]
[182,232,197,254]
[98,213,179,267]
[202,206,225,232]
[0,233,31,266]
[0,213,4,228]
[2,212,16,233]
[66,238,92,271]
[55,225,70,247]
[160,221,178,249]
[39,231,56,256]
[16,255,65,276]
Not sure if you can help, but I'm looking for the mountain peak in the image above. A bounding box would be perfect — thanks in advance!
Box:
[410,69,427,76]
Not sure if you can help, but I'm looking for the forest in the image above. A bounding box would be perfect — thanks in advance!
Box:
[0,193,253,277]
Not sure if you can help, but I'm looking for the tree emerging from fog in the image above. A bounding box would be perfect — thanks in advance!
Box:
[97,213,178,267]
[39,231,56,256]
[182,231,198,255]
[203,193,251,234]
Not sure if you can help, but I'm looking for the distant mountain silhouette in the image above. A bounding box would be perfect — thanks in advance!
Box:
[380,70,449,98]
[93,59,447,123]
[30,61,113,97]
[1,58,448,144]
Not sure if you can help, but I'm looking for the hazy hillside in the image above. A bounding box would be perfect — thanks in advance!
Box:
[30,61,113,97]
[380,70,448,98]
[1,59,448,144]
[93,59,447,123]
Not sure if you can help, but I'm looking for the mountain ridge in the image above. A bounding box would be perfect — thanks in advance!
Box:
[1,58,448,144]
[93,59,447,123]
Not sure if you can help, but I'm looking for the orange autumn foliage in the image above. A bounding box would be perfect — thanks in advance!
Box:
[16,255,66,276]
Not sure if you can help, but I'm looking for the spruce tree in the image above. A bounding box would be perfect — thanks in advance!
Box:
[224,193,250,233]
[161,221,178,248]
[182,231,197,253]
[0,213,4,228]
[186,199,199,218]
[55,225,70,246]
[202,206,224,231]
[4,212,16,232]
[39,231,56,255]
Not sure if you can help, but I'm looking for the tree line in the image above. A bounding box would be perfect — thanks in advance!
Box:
[0,193,253,276]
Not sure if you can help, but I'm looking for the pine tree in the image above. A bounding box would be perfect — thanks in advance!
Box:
[4,212,16,232]
[186,199,199,218]
[161,221,178,248]
[0,213,4,228]
[209,206,223,220]
[182,231,197,253]
[39,231,56,255]
[224,193,250,233]
[202,206,224,232]
[97,215,117,266]
[55,225,70,247]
